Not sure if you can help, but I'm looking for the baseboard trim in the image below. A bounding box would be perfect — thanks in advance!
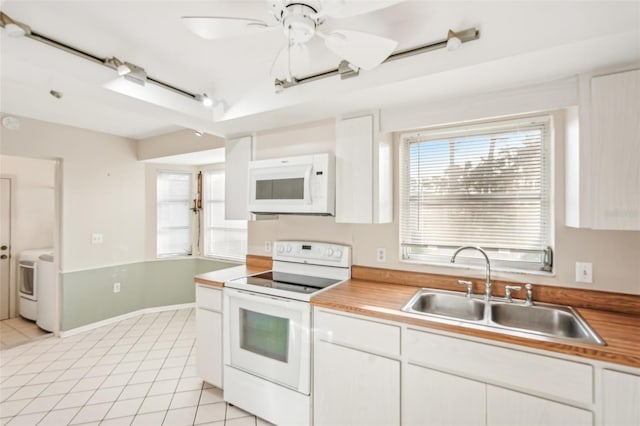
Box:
[60,302,195,337]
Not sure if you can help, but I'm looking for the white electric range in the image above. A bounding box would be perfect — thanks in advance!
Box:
[223,240,351,426]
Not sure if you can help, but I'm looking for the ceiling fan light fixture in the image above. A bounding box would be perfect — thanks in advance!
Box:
[447,29,462,51]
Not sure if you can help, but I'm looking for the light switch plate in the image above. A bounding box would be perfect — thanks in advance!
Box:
[576,262,593,283]
[91,233,103,244]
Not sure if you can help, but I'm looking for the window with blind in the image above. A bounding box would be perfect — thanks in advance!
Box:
[204,169,247,261]
[157,171,193,257]
[399,116,553,272]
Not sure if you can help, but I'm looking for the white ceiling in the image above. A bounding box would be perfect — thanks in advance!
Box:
[1,1,639,140]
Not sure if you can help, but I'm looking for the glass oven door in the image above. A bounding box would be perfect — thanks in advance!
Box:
[224,288,311,394]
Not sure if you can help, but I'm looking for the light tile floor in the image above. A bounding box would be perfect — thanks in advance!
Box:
[0,308,273,426]
[0,318,51,350]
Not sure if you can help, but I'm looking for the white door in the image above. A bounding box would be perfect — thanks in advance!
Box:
[0,177,11,320]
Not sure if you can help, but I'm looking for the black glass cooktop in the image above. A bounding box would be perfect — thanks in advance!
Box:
[232,271,342,295]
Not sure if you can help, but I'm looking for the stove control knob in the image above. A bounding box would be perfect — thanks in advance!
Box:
[277,245,284,253]
[326,248,334,257]
[286,245,292,253]
[334,249,343,258]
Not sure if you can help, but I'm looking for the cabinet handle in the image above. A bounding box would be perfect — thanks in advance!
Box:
[0,245,7,250]
[0,254,7,260]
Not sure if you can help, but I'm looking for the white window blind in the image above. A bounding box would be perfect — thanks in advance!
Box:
[204,169,247,261]
[400,116,553,271]
[157,171,193,257]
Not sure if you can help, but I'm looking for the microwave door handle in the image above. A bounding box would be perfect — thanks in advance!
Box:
[304,165,312,204]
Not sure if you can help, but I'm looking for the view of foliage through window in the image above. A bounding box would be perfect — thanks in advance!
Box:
[401,117,552,271]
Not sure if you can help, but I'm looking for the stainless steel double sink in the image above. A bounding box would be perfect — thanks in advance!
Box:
[402,288,605,345]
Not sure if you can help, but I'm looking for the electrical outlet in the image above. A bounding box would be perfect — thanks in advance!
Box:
[91,233,103,244]
[265,240,272,253]
[376,248,386,263]
[113,282,121,293]
[576,262,593,283]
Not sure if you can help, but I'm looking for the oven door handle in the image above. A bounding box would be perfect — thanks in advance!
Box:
[227,288,295,305]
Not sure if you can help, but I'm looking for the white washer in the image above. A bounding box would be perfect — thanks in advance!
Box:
[18,248,52,321]
[36,252,55,332]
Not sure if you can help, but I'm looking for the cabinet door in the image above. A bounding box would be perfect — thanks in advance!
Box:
[196,308,223,388]
[225,136,252,220]
[336,114,374,223]
[589,69,640,229]
[314,339,400,426]
[603,369,640,426]
[403,364,485,426]
[487,386,592,426]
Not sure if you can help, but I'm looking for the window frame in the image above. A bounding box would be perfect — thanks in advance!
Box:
[399,114,554,273]
[202,166,248,262]
[156,169,194,258]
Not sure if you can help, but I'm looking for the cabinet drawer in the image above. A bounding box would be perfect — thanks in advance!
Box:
[314,308,400,357]
[196,285,222,312]
[405,328,593,405]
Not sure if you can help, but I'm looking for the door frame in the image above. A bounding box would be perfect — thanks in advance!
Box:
[0,174,17,319]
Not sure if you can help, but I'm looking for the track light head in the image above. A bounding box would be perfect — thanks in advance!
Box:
[447,29,462,51]
[0,12,30,37]
[200,93,213,107]
[104,57,132,76]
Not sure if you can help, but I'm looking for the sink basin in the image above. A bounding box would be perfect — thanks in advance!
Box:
[401,288,605,346]
[490,302,605,345]
[402,290,485,321]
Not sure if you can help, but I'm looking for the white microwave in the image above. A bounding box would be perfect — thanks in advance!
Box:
[248,153,335,215]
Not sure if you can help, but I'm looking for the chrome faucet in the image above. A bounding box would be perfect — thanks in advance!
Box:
[451,246,492,300]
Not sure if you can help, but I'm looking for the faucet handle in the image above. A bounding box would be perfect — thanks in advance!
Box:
[457,280,473,297]
[524,283,534,305]
[504,285,522,302]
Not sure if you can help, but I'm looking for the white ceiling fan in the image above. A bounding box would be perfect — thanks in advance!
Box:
[182,0,400,82]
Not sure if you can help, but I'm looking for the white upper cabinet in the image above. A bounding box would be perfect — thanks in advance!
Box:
[225,136,253,220]
[335,113,392,223]
[566,67,640,229]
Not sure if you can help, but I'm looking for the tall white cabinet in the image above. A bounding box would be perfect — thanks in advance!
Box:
[335,113,393,224]
[566,67,640,229]
[224,136,253,220]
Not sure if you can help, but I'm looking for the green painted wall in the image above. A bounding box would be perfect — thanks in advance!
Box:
[61,258,238,331]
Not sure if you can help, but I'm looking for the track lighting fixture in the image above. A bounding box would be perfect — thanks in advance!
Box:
[446,29,462,51]
[0,11,30,37]
[197,93,214,107]
[194,130,204,137]
[1,11,208,104]
[274,27,479,92]
[338,60,359,80]
[104,57,131,76]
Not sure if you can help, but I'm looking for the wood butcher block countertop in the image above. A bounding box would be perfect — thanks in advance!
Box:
[311,278,640,369]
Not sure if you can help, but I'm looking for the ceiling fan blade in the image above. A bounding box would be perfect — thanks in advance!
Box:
[321,0,403,18]
[181,16,269,40]
[324,30,397,70]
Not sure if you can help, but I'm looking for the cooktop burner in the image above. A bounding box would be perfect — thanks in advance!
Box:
[231,271,342,295]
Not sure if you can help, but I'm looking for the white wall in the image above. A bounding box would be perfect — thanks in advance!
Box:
[0,117,145,272]
[247,88,640,295]
[0,155,55,254]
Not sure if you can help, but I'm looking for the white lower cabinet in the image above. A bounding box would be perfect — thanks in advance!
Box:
[403,364,485,426]
[313,308,401,426]
[486,386,592,426]
[312,309,640,426]
[195,285,223,388]
[602,369,640,425]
